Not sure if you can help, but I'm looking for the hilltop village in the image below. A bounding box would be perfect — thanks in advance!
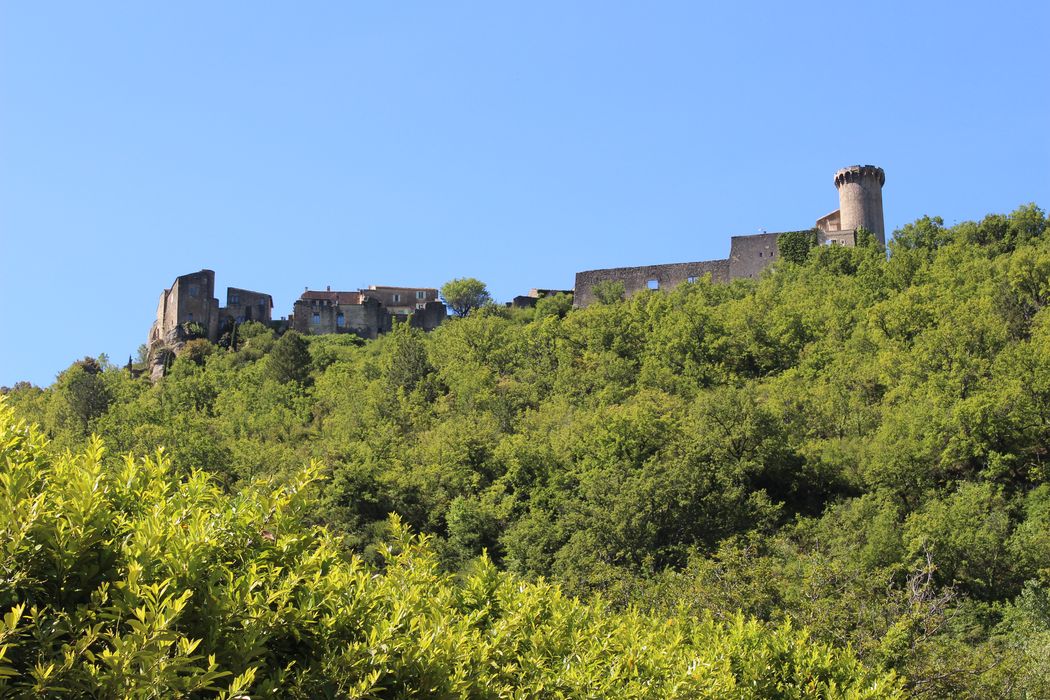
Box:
[147,164,886,377]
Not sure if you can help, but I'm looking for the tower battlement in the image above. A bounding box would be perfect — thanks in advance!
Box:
[834,165,885,188]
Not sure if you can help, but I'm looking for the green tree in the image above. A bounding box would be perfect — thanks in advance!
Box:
[265,331,312,386]
[534,292,574,319]
[440,277,491,316]
[592,279,626,304]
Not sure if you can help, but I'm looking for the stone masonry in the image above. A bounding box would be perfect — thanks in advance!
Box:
[573,165,886,306]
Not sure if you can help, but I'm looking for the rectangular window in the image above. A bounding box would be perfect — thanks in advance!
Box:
[230,293,239,304]
[337,313,345,327]
[393,294,401,303]
[687,276,697,283]
[416,290,426,299]
[188,284,199,297]
[647,279,659,290]
[187,313,193,321]
[312,313,320,324]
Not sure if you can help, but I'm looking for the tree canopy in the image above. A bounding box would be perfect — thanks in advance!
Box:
[4,203,1050,697]
[440,277,492,316]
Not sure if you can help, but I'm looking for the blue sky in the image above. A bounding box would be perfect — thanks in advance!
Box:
[2,1,1048,387]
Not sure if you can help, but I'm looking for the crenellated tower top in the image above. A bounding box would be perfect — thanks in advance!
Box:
[834,164,885,189]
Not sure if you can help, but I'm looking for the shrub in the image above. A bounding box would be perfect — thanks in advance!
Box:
[0,399,902,698]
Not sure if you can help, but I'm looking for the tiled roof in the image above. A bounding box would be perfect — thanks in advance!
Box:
[299,290,364,305]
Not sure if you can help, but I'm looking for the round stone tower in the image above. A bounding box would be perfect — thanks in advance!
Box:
[834,164,886,245]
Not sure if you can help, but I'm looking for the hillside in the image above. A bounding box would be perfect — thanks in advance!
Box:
[5,204,1050,698]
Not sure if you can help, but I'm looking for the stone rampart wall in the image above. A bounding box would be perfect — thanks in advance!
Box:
[574,259,730,307]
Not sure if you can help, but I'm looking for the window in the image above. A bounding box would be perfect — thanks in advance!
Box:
[759,252,763,257]
[416,303,426,310]
[337,313,345,327]
[230,293,239,304]
[393,294,401,303]
[188,284,199,297]
[187,313,193,321]
[687,276,697,283]
[312,313,320,324]
[416,290,426,299]
[647,279,659,290]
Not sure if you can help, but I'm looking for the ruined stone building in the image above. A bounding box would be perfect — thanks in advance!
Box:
[290,290,388,339]
[147,269,273,378]
[148,270,448,372]
[508,288,574,309]
[148,270,272,348]
[289,285,447,338]
[573,165,886,306]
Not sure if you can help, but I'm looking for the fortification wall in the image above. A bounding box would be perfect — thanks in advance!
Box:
[574,259,729,307]
[728,232,781,280]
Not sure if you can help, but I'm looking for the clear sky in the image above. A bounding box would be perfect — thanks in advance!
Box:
[2,1,1048,387]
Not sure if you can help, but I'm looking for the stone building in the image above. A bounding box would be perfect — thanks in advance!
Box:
[290,284,447,338]
[508,288,575,309]
[148,270,273,346]
[291,289,390,339]
[573,165,886,307]
[225,287,273,325]
[147,269,272,378]
[361,285,446,330]
[149,270,220,346]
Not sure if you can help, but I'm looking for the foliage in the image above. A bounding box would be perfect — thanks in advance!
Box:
[0,402,900,697]
[265,330,312,386]
[181,321,207,340]
[440,277,492,317]
[777,229,819,264]
[534,291,574,319]
[6,203,1050,697]
[592,279,626,304]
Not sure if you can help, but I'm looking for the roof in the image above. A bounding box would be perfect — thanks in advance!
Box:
[299,290,365,305]
[365,285,438,293]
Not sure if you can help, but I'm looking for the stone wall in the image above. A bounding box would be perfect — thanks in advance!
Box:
[292,294,390,339]
[150,270,220,343]
[224,287,273,325]
[363,286,439,316]
[728,232,781,280]
[409,300,448,331]
[573,259,730,307]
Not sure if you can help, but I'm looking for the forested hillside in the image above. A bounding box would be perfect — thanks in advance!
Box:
[5,204,1049,698]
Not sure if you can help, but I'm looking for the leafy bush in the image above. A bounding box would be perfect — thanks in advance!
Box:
[0,400,901,697]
